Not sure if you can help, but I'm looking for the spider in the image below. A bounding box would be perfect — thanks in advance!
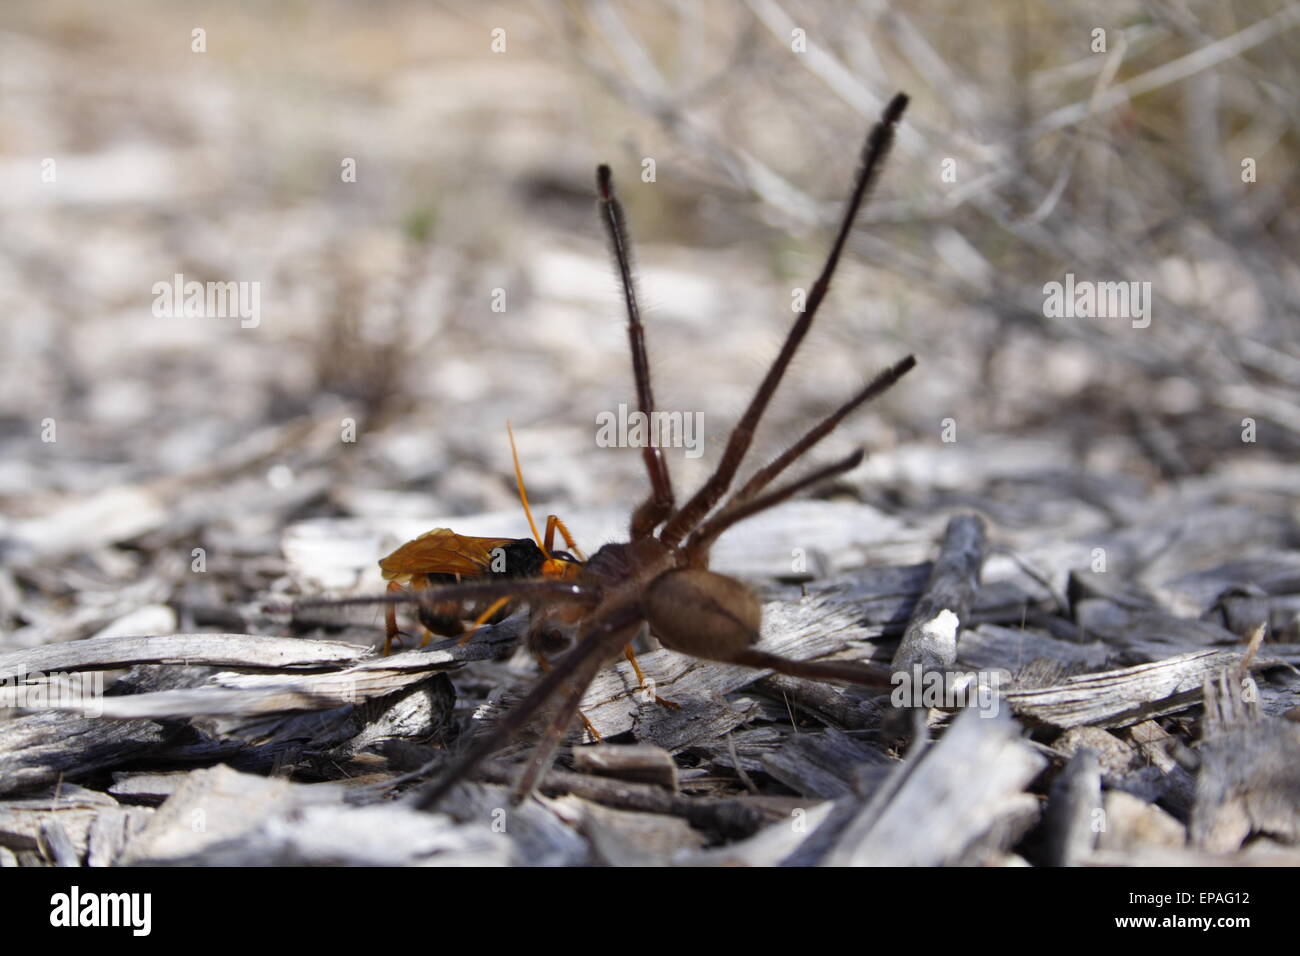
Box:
[296,92,914,807]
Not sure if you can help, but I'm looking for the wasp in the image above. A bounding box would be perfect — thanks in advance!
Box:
[292,93,916,807]
[375,428,669,715]
[375,425,584,657]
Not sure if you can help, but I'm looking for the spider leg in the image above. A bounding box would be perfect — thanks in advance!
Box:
[288,577,596,635]
[729,647,894,689]
[597,165,676,539]
[714,355,915,517]
[533,647,604,741]
[509,645,614,801]
[686,448,865,565]
[416,603,642,809]
[659,94,909,547]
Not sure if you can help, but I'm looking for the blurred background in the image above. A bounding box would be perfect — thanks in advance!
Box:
[1,0,1298,647]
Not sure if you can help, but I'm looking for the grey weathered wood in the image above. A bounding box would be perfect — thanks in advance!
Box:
[0,785,120,858]
[751,673,882,730]
[108,772,192,805]
[1096,790,1185,852]
[7,416,333,567]
[1005,649,1251,729]
[471,760,678,817]
[7,487,1297,866]
[571,743,678,791]
[43,670,433,719]
[39,819,81,866]
[1009,504,1294,601]
[86,807,154,867]
[548,794,706,865]
[1042,749,1102,866]
[797,563,1049,633]
[425,782,590,866]
[688,725,784,779]
[162,800,519,866]
[760,727,892,800]
[325,674,456,758]
[472,761,787,839]
[1155,553,1300,617]
[1125,719,1196,817]
[32,645,475,720]
[1074,600,1240,660]
[822,708,1045,866]
[678,799,842,867]
[957,623,1112,673]
[0,713,172,795]
[1084,845,1300,866]
[1051,725,1138,775]
[1204,585,1273,639]
[1191,667,1300,851]
[0,633,366,683]
[891,514,987,673]
[117,765,344,864]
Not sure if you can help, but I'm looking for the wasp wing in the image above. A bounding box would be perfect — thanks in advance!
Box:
[379,529,518,582]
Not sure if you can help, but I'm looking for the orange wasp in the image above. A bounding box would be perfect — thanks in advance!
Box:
[376,425,584,657]
[375,426,670,712]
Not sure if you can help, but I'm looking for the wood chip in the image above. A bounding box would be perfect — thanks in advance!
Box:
[0,633,366,683]
[1042,749,1102,866]
[571,743,679,791]
[1097,790,1185,852]
[822,708,1046,866]
[1191,667,1300,851]
[1005,649,1249,729]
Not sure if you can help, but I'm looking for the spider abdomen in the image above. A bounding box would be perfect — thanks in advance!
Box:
[644,568,762,663]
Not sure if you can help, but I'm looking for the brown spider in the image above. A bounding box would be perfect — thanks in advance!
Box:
[296,93,914,807]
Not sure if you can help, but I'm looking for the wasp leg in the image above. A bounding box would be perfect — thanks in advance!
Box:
[455,595,512,647]
[624,644,680,709]
[412,574,470,646]
[384,581,407,656]
[543,514,587,561]
[578,711,603,743]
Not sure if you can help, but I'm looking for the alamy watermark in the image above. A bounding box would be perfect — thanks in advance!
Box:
[0,667,104,716]
[595,403,704,459]
[1042,273,1151,329]
[890,664,1009,718]
[152,272,261,328]
[50,886,151,936]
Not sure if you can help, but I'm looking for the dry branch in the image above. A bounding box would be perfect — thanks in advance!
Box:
[891,513,987,673]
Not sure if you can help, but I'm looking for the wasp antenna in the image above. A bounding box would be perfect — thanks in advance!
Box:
[507,421,549,559]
